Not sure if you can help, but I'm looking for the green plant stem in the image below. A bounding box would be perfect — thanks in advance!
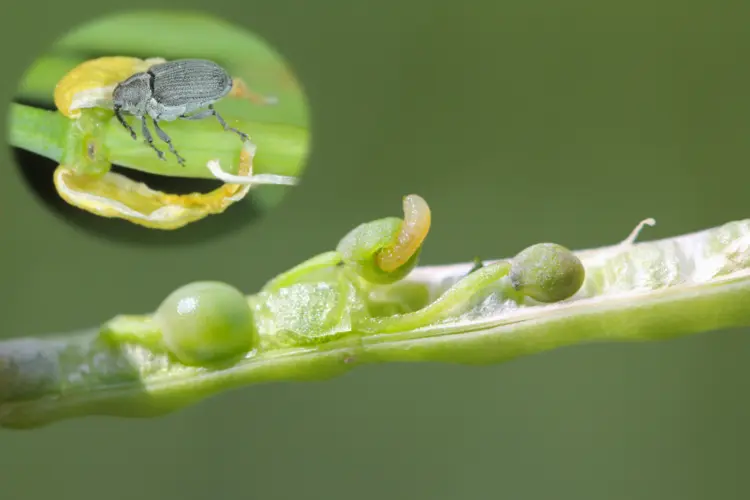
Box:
[8,103,308,178]
[8,105,67,161]
[2,218,750,429]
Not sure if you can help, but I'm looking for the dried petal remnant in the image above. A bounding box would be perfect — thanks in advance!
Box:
[52,143,253,230]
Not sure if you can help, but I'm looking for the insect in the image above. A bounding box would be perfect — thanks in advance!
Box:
[112,59,249,166]
[43,56,299,230]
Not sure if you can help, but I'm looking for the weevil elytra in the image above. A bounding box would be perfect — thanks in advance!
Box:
[112,59,249,166]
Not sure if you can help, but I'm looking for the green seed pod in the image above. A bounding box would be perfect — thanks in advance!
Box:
[155,281,256,366]
[336,218,420,284]
[509,243,585,303]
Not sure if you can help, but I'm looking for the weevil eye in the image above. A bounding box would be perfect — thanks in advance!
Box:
[112,91,124,109]
[509,243,585,303]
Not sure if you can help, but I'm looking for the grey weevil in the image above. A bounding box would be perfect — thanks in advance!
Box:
[112,59,249,166]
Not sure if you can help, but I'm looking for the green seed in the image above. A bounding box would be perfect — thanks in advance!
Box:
[509,243,585,303]
[155,281,256,366]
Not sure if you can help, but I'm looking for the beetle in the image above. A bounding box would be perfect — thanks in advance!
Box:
[112,59,249,166]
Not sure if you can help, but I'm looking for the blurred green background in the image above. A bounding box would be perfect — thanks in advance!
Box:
[2,2,750,499]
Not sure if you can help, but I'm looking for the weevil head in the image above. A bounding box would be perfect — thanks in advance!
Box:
[112,72,152,116]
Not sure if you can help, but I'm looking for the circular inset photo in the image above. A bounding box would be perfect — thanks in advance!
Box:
[10,10,309,244]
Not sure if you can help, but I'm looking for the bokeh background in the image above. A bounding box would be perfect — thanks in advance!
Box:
[2,2,750,499]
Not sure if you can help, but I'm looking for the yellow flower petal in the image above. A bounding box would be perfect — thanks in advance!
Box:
[54,56,166,118]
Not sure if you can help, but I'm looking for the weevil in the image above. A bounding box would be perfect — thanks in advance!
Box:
[112,59,249,166]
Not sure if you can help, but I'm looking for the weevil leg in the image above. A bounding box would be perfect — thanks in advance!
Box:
[180,105,250,142]
[210,105,250,141]
[114,107,137,140]
[152,118,186,166]
[179,109,214,120]
[139,117,166,161]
